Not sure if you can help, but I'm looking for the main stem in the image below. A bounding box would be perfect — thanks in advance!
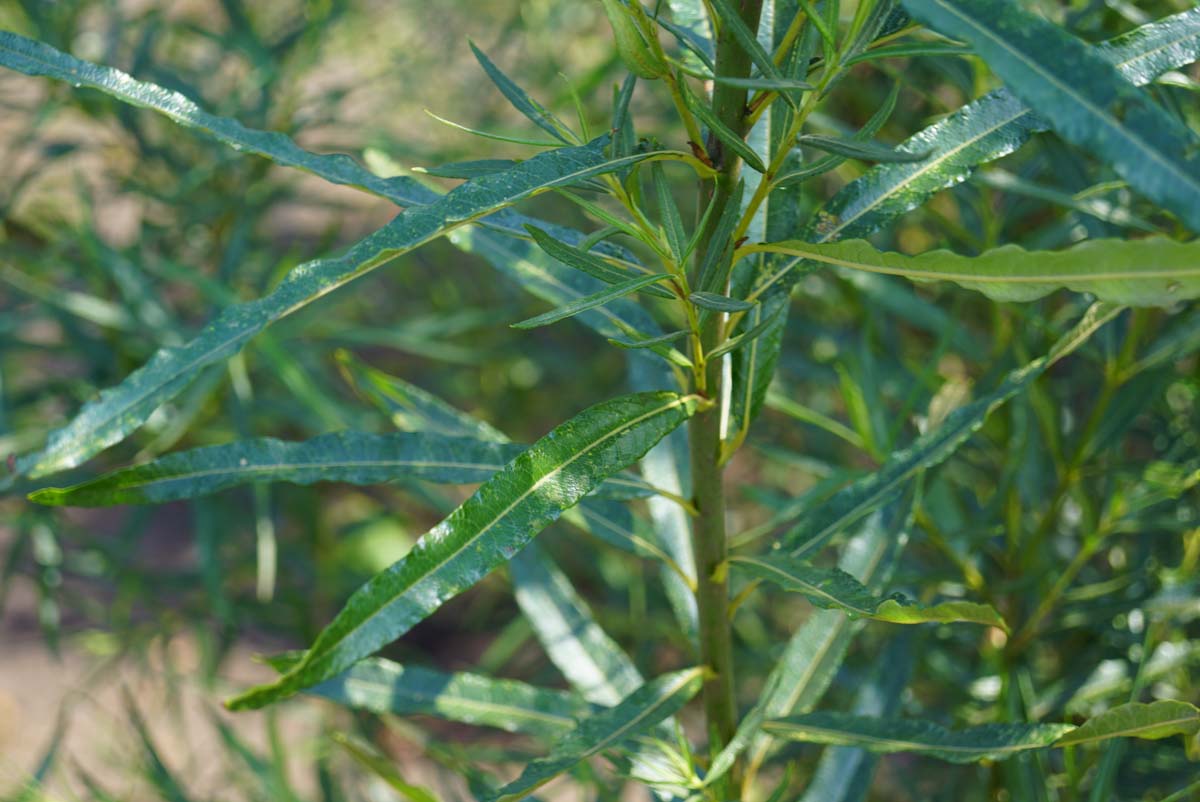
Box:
[689,0,764,764]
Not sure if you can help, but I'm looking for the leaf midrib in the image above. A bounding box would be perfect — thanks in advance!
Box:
[733,557,876,616]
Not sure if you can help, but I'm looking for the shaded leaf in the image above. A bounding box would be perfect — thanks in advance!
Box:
[763,713,1072,763]
[469,40,572,144]
[689,291,756,312]
[486,668,705,802]
[526,226,675,299]
[799,134,931,164]
[781,303,1121,556]
[512,273,673,329]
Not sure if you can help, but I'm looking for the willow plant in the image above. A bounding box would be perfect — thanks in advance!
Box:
[3,0,1199,799]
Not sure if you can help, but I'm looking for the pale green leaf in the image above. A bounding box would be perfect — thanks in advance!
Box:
[286,656,590,737]
[900,0,1200,233]
[1054,701,1200,747]
[226,391,698,710]
[512,273,673,329]
[763,713,1073,763]
[16,137,658,479]
[746,237,1200,306]
[510,543,644,706]
[731,555,1007,630]
[486,668,705,802]
[26,432,524,507]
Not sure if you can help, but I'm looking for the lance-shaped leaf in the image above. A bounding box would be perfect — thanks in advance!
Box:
[26,432,524,507]
[17,138,662,479]
[512,273,673,329]
[486,667,705,802]
[1054,701,1200,747]
[0,30,428,208]
[900,0,1200,234]
[525,226,675,299]
[798,134,930,164]
[731,555,1007,630]
[744,237,1200,306]
[225,391,698,710]
[285,656,591,738]
[510,543,644,707]
[469,40,573,144]
[781,303,1121,556]
[763,714,1073,764]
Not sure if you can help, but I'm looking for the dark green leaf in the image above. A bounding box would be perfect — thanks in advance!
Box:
[418,159,519,179]
[689,291,756,312]
[682,84,768,173]
[1054,701,1200,747]
[799,134,931,164]
[525,226,675,299]
[469,40,573,144]
[843,41,974,66]
[900,0,1200,232]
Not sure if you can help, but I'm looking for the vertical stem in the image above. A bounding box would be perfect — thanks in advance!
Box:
[688,0,764,768]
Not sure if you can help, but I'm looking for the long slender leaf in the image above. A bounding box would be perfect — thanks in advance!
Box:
[282,655,591,737]
[226,391,698,710]
[781,303,1121,556]
[486,668,705,802]
[0,30,428,207]
[26,432,525,506]
[512,273,672,329]
[746,237,1200,306]
[731,555,1007,629]
[16,138,662,479]
[763,714,1072,763]
[469,40,573,144]
[900,0,1200,233]
[510,543,644,706]
[526,226,675,299]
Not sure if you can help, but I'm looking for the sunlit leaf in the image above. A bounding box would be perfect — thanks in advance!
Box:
[226,391,698,710]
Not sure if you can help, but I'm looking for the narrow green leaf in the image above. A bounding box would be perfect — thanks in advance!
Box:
[512,273,672,329]
[226,391,698,710]
[1054,701,1200,747]
[486,668,705,802]
[843,41,974,66]
[417,159,518,179]
[706,0,785,84]
[511,543,644,706]
[286,656,590,737]
[747,237,1200,306]
[731,555,1007,630]
[18,137,659,479]
[469,40,573,144]
[781,303,1121,556]
[0,30,429,208]
[424,110,562,147]
[666,0,715,74]
[701,75,815,91]
[799,134,931,164]
[763,714,1073,763]
[525,226,675,299]
[706,305,783,360]
[900,0,1200,233]
[689,291,756,312]
[682,84,768,173]
[608,329,690,350]
[26,432,524,506]
[652,163,687,262]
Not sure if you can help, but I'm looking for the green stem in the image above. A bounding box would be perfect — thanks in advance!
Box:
[686,0,764,782]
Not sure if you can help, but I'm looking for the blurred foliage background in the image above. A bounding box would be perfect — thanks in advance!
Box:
[0,0,1197,800]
